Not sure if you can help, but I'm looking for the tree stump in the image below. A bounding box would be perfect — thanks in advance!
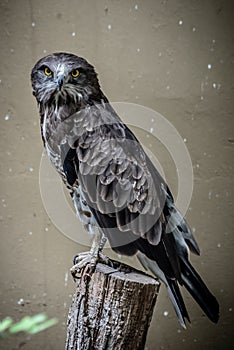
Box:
[65,259,160,350]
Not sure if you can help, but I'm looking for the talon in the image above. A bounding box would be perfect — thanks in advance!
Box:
[70,266,81,275]
[71,268,81,281]
[73,254,79,265]
[83,265,93,281]
[84,274,91,281]
[70,251,98,280]
[70,247,111,281]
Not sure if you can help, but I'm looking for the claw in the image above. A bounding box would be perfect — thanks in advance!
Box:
[71,267,81,282]
[70,251,98,280]
[70,251,112,280]
[73,254,79,266]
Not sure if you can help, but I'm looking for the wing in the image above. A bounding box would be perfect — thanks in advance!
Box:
[72,104,166,243]
[59,103,198,277]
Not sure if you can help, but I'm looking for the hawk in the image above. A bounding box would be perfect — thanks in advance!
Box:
[31,52,219,328]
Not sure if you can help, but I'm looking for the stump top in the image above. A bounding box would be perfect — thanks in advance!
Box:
[95,262,160,286]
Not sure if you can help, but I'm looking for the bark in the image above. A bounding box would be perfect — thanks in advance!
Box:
[65,259,160,350]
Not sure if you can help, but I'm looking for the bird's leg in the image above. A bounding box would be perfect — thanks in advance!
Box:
[71,231,109,280]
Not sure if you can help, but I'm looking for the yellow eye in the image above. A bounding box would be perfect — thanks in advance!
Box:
[44,67,52,76]
[71,69,79,78]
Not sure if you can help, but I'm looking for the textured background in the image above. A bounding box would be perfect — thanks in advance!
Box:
[0,0,233,349]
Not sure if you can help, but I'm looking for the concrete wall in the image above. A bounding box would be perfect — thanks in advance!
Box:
[0,0,233,349]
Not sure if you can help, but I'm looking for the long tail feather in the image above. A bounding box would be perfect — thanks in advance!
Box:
[166,277,190,324]
[180,256,219,323]
[137,252,190,328]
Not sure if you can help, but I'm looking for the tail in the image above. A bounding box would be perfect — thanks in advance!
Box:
[180,256,219,323]
[137,252,219,327]
[166,277,190,328]
[137,252,190,328]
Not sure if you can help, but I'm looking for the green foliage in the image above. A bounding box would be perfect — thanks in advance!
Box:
[0,314,58,338]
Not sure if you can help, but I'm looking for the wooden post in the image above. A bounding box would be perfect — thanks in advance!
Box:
[65,259,160,350]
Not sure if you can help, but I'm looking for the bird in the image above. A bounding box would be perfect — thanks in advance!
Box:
[31,52,219,328]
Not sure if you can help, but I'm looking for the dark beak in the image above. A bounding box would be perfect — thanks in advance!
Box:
[56,74,64,90]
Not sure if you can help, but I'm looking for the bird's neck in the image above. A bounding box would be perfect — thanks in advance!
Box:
[39,102,76,146]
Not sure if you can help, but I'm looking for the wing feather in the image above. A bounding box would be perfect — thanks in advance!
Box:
[66,105,167,245]
[60,104,183,279]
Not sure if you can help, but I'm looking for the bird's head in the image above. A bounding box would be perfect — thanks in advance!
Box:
[31,52,102,108]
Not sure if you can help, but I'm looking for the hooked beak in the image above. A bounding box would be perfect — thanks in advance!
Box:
[56,74,64,90]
